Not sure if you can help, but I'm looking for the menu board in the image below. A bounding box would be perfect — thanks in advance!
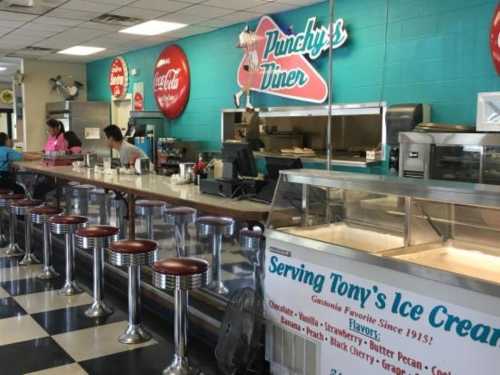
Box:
[265,250,500,374]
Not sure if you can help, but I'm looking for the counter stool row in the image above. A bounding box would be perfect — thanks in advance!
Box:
[1,189,264,375]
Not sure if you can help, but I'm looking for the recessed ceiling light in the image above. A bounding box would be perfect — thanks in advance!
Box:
[0,67,6,72]
[57,46,106,56]
[119,20,187,36]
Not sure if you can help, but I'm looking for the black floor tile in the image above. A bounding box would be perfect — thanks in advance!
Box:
[0,256,22,269]
[0,276,64,296]
[0,297,26,319]
[31,303,128,336]
[80,342,218,375]
[0,337,74,375]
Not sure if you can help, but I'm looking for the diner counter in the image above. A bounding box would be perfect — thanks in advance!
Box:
[14,161,269,221]
[253,151,382,167]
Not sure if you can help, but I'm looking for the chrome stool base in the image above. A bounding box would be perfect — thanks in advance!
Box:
[85,301,113,318]
[119,324,151,344]
[59,281,83,296]
[0,234,8,247]
[5,243,22,256]
[208,280,229,295]
[37,266,59,280]
[19,252,40,266]
[162,355,201,375]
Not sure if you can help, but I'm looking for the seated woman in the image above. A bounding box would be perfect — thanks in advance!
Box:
[0,133,39,194]
[64,131,82,154]
[44,118,68,153]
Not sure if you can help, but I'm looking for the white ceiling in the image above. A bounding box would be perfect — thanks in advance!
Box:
[0,0,324,65]
[0,56,21,83]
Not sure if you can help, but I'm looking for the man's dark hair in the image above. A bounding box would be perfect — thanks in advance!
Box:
[103,124,124,142]
[0,132,8,147]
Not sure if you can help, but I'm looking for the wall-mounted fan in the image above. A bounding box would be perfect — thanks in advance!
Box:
[49,75,83,100]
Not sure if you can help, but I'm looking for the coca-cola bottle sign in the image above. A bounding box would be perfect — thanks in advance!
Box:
[109,56,128,98]
[153,45,190,119]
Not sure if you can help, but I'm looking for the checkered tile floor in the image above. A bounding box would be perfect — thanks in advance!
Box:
[0,248,218,375]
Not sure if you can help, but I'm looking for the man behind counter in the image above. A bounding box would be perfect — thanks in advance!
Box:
[103,124,148,167]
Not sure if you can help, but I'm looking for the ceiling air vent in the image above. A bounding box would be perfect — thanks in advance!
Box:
[92,13,143,27]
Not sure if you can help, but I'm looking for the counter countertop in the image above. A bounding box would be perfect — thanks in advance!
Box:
[14,161,269,221]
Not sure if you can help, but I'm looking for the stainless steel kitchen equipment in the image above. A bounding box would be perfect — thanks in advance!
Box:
[221,102,388,168]
[476,92,500,132]
[265,169,500,374]
[46,101,111,158]
[399,132,500,183]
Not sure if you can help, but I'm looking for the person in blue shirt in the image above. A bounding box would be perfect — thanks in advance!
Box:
[0,132,38,194]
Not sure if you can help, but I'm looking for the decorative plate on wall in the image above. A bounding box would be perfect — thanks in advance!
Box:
[0,89,13,105]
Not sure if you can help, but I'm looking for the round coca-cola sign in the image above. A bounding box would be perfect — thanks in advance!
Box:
[109,56,128,98]
[153,45,190,119]
[491,4,500,75]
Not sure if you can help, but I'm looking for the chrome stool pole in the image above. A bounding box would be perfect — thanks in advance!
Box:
[136,200,166,240]
[72,184,94,217]
[50,215,88,295]
[111,195,127,239]
[239,228,264,292]
[12,199,43,266]
[164,207,197,257]
[91,188,111,225]
[76,225,118,318]
[197,216,235,295]
[32,206,63,279]
[153,257,209,375]
[0,189,13,246]
[108,239,159,344]
[3,194,25,255]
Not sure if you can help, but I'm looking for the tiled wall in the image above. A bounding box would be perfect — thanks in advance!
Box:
[87,0,500,151]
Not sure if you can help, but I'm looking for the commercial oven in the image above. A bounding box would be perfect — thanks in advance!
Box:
[399,132,500,184]
[46,101,111,158]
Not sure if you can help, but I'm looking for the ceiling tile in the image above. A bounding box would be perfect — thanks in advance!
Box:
[0,11,37,22]
[78,22,123,32]
[201,11,259,27]
[20,22,69,33]
[157,12,208,25]
[249,2,297,15]
[175,5,235,19]
[32,16,83,27]
[128,0,192,12]
[203,0,267,11]
[60,0,121,13]
[110,6,166,19]
[47,8,102,21]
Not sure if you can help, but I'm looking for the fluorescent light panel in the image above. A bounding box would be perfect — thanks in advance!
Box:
[58,46,106,56]
[0,67,6,72]
[120,20,187,36]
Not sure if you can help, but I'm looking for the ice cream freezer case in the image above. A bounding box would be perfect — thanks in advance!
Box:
[264,169,500,375]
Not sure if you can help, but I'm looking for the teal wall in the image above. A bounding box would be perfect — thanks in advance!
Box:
[87,0,500,152]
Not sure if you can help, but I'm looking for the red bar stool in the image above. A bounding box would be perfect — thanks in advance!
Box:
[107,239,159,344]
[11,199,43,266]
[2,193,25,256]
[32,206,63,279]
[164,207,197,257]
[49,215,88,295]
[136,200,166,240]
[75,225,119,318]
[153,257,209,375]
[197,216,235,295]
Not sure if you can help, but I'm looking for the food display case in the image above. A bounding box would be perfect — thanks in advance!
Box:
[264,169,500,375]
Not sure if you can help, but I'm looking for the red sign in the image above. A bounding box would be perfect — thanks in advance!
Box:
[491,5,500,75]
[109,56,128,98]
[134,92,144,111]
[153,45,190,119]
[237,16,348,104]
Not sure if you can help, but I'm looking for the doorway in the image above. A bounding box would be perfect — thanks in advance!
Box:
[111,95,132,134]
[0,109,13,138]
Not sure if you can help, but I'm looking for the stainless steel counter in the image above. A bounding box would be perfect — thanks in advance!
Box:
[253,151,382,167]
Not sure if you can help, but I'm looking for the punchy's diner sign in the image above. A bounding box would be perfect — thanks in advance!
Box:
[237,16,348,103]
